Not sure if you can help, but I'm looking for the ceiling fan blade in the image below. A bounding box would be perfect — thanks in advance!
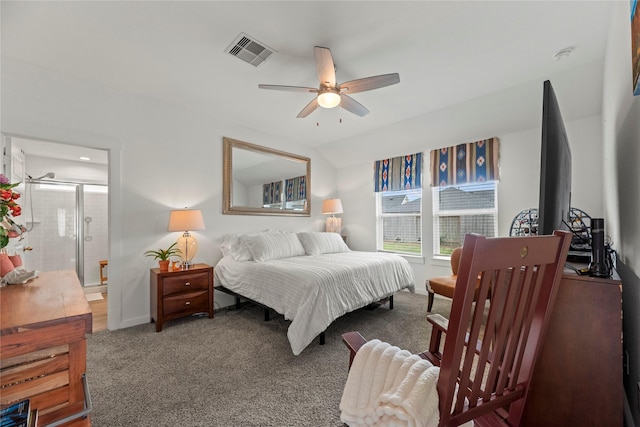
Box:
[297,98,318,118]
[258,84,318,93]
[340,94,369,117]
[314,46,336,87]
[339,73,400,94]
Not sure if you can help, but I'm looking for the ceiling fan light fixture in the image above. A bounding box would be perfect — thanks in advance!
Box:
[317,90,341,109]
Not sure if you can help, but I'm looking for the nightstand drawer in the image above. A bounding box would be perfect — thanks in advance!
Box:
[163,290,209,316]
[162,272,209,296]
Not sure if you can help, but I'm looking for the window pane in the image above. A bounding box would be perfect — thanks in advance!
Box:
[382,216,422,254]
[376,189,422,255]
[433,181,497,256]
[381,189,422,213]
[438,183,495,211]
[438,214,496,253]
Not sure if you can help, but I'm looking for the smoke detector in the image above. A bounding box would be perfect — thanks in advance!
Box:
[553,47,574,62]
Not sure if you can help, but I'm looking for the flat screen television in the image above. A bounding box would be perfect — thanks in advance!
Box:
[538,80,572,236]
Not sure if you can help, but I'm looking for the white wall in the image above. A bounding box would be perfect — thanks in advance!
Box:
[337,114,603,293]
[603,2,640,424]
[231,178,249,206]
[603,2,640,266]
[1,58,336,330]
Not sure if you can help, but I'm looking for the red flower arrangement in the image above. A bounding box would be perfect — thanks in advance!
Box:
[0,174,23,248]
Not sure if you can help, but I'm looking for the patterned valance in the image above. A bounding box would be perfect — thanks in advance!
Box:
[263,181,282,205]
[374,152,422,192]
[430,137,500,187]
[285,176,306,201]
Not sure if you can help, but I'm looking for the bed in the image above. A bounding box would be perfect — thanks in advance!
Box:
[214,231,415,355]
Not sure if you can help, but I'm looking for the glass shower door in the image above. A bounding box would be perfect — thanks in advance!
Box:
[22,182,79,276]
[82,184,108,287]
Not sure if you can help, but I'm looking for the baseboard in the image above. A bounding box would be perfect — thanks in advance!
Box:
[118,315,151,329]
[84,284,107,294]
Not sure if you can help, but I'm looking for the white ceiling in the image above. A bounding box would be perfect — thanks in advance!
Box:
[2,1,614,162]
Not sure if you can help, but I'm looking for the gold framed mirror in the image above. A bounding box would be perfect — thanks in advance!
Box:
[223,137,311,216]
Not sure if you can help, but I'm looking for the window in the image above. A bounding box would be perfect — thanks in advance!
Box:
[376,189,422,255]
[432,181,498,256]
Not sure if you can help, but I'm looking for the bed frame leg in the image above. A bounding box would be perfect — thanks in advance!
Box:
[319,332,325,345]
[235,297,241,310]
[264,308,270,321]
[389,295,394,310]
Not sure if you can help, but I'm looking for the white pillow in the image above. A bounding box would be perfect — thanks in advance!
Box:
[297,232,350,255]
[219,230,274,261]
[243,232,306,262]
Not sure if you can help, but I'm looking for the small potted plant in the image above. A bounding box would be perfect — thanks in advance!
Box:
[144,242,182,271]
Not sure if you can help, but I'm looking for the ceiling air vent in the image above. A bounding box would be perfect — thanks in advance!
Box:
[225,33,275,67]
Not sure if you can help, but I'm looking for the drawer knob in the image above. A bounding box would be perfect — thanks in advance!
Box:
[185,282,191,286]
[185,301,191,305]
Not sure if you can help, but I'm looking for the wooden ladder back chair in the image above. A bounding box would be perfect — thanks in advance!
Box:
[342,230,572,427]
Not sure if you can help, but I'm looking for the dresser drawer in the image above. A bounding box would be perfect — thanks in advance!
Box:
[163,290,209,316]
[162,272,209,296]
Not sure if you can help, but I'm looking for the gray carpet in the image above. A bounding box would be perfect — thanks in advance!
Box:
[87,292,451,426]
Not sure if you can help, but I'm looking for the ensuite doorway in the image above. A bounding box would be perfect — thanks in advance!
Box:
[23,180,108,287]
[2,135,109,329]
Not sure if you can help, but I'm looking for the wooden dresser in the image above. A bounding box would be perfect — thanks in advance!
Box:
[1,270,92,426]
[521,270,623,426]
[150,263,214,332]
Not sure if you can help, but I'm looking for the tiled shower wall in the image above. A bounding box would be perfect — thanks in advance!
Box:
[83,187,109,286]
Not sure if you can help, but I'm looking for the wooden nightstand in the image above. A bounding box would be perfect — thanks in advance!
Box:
[150,263,213,332]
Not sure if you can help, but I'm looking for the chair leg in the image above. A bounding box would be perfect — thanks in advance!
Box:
[99,260,108,285]
[428,291,434,312]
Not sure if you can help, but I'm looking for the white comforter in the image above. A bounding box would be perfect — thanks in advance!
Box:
[215,251,415,355]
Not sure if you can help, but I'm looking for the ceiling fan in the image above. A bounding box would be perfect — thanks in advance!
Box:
[259,46,400,118]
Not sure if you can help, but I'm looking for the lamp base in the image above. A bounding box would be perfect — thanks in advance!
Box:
[325,217,342,234]
[176,232,198,267]
[180,261,196,270]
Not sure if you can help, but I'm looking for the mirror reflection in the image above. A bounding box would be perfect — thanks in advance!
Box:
[223,137,311,216]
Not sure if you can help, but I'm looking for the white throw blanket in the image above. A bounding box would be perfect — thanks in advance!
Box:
[340,339,473,427]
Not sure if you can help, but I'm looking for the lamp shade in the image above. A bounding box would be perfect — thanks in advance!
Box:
[168,209,205,232]
[322,199,343,215]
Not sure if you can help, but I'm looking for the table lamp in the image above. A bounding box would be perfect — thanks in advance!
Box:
[168,209,205,269]
[322,198,343,234]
